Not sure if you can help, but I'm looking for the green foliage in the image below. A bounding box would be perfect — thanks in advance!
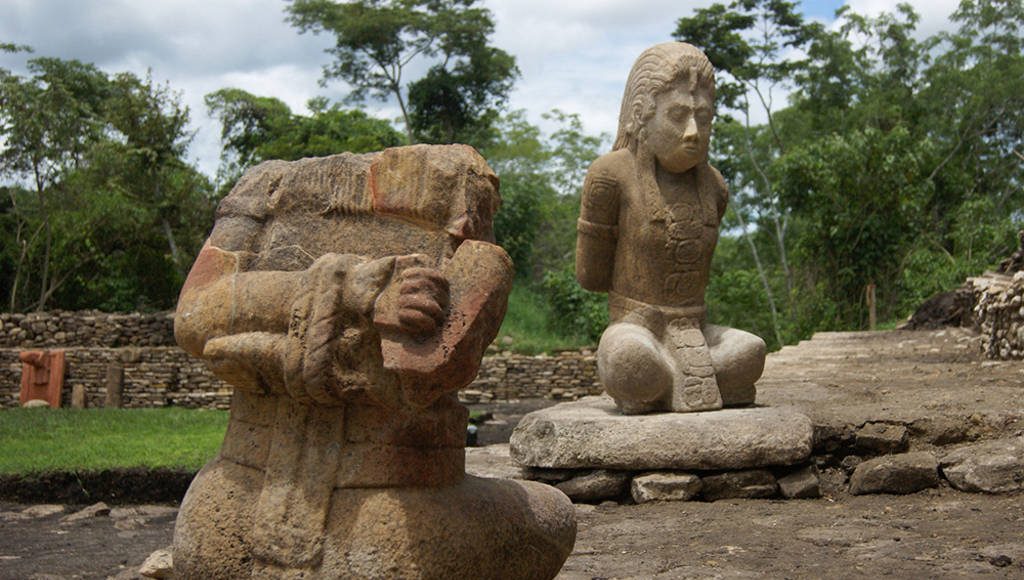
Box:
[541,266,608,342]
[496,284,597,354]
[673,0,1024,344]
[484,110,608,280]
[0,408,227,474]
[776,126,933,323]
[206,88,403,191]
[286,0,518,146]
[0,54,213,312]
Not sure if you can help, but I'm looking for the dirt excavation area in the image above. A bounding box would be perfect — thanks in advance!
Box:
[2,328,1023,579]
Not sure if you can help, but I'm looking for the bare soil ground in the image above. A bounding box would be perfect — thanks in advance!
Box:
[1,328,1022,579]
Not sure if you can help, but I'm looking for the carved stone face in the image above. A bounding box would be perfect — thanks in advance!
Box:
[645,80,713,174]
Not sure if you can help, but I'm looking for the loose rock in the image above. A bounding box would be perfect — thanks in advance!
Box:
[556,470,631,502]
[701,470,777,501]
[777,466,821,499]
[855,423,909,454]
[139,547,174,579]
[61,501,111,523]
[631,472,702,503]
[20,505,64,518]
[849,452,940,495]
[940,436,1024,493]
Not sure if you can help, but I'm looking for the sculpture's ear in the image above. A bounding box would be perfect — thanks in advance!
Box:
[628,101,645,134]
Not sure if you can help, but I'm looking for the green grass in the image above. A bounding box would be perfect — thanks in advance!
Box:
[497,284,596,354]
[0,408,228,474]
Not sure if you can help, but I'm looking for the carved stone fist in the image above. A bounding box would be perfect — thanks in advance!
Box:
[396,267,450,336]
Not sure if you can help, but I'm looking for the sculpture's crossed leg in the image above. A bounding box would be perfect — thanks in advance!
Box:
[598,318,765,414]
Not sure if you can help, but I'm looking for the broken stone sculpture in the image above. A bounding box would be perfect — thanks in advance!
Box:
[173,144,576,578]
[18,350,65,408]
[576,41,766,414]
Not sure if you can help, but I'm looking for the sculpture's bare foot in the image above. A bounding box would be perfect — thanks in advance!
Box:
[597,322,673,414]
[705,323,767,406]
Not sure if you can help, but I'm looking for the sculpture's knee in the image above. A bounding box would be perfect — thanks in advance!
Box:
[597,323,672,414]
[706,325,766,406]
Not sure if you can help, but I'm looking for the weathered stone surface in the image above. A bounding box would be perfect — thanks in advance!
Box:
[464,443,522,480]
[71,384,86,409]
[139,548,173,579]
[940,436,1024,493]
[510,395,813,470]
[520,466,578,483]
[172,145,574,579]
[849,452,940,495]
[577,42,765,413]
[555,470,631,502]
[702,470,777,500]
[778,466,821,499]
[631,472,702,503]
[21,504,64,518]
[21,398,48,408]
[104,363,124,408]
[61,501,110,523]
[855,422,909,454]
[0,504,65,521]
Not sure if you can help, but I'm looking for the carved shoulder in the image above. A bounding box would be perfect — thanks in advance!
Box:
[580,152,629,226]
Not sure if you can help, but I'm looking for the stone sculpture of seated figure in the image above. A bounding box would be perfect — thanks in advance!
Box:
[576,42,766,414]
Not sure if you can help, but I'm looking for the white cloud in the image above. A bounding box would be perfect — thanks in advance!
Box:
[0,0,965,178]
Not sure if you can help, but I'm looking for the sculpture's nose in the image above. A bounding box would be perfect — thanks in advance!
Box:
[682,116,699,142]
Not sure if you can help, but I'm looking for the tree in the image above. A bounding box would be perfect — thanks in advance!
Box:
[1,54,214,311]
[205,88,403,192]
[669,0,1023,343]
[675,0,819,344]
[286,0,518,146]
[0,57,110,310]
[482,110,610,340]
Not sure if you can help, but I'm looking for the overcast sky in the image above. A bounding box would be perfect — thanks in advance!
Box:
[0,0,962,178]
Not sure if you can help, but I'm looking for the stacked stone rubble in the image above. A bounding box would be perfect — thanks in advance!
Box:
[966,272,1024,360]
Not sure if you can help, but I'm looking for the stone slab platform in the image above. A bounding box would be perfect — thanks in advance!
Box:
[509,395,813,471]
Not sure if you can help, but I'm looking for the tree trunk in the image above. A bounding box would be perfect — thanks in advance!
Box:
[162,217,182,271]
[734,205,784,348]
[33,168,51,312]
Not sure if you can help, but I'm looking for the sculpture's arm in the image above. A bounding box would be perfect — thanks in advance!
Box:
[708,164,729,221]
[174,242,304,358]
[576,160,621,292]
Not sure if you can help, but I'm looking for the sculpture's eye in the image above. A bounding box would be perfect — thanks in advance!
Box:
[668,105,690,123]
[695,108,713,125]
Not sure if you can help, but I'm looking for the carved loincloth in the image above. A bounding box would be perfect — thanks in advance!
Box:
[609,292,722,412]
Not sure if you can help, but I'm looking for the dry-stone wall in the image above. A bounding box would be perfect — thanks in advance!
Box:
[0,348,231,409]
[462,349,601,403]
[0,311,175,348]
[0,310,603,409]
[967,272,1024,360]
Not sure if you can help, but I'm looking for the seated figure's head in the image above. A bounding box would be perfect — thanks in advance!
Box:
[614,42,715,174]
